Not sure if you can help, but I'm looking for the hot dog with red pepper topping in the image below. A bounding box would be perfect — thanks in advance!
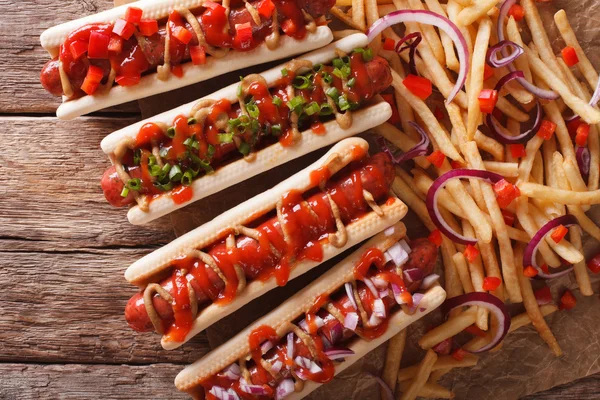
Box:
[122,138,408,349]
[99,34,394,225]
[39,0,336,119]
[173,225,446,399]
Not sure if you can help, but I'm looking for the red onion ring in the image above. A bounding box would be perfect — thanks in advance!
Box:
[523,215,579,279]
[323,347,355,360]
[442,293,510,352]
[576,146,590,179]
[345,282,358,311]
[426,169,504,245]
[395,32,422,75]
[368,374,394,400]
[497,0,559,100]
[377,121,431,164]
[367,10,469,103]
[486,40,524,67]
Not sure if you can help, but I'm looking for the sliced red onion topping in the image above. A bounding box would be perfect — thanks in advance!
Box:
[309,361,323,374]
[392,283,409,305]
[377,121,430,164]
[372,276,388,289]
[395,32,422,75]
[275,378,295,400]
[403,268,425,284]
[320,333,332,350]
[379,288,390,298]
[497,0,559,100]
[384,242,410,268]
[442,292,511,352]
[221,363,241,381]
[286,332,294,361]
[363,277,379,297]
[369,374,395,400]
[294,356,312,369]
[239,380,271,396]
[487,40,524,67]
[590,77,600,107]
[324,347,355,360]
[345,282,358,311]
[577,146,590,179]
[399,239,412,254]
[523,215,579,278]
[324,318,343,344]
[271,360,283,374]
[209,386,240,400]
[427,169,504,244]
[406,292,426,314]
[373,298,387,318]
[367,10,469,103]
[260,340,274,355]
[420,273,440,290]
[299,316,324,333]
[368,312,383,327]
[344,312,359,331]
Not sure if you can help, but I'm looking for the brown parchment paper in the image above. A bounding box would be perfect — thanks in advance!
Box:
[137,0,600,398]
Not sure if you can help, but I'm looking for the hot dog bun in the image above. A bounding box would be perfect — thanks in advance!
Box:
[174,223,446,395]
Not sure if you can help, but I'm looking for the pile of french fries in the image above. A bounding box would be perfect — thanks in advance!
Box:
[330,0,599,398]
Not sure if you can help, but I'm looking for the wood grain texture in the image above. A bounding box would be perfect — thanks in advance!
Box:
[0,0,139,114]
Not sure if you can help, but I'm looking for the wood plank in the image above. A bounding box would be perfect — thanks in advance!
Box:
[0,117,175,251]
[0,249,210,364]
[0,0,139,114]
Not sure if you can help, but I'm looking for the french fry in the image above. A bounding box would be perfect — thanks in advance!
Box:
[483,161,518,177]
[461,220,488,330]
[428,367,452,384]
[518,182,600,205]
[568,225,594,296]
[365,0,381,54]
[373,123,430,169]
[412,169,463,216]
[332,29,363,39]
[561,156,590,211]
[399,349,438,400]
[525,44,600,124]
[352,0,367,30]
[456,0,500,26]
[330,6,366,31]
[397,167,426,202]
[505,16,534,93]
[532,151,544,186]
[474,130,504,161]
[541,136,567,217]
[447,1,473,53]
[467,18,492,140]
[441,236,464,300]
[424,0,460,71]
[515,197,562,267]
[397,354,478,382]
[514,245,562,356]
[407,0,445,65]
[382,329,407,398]
[554,10,599,90]
[391,176,436,231]
[398,380,454,399]
[418,307,478,349]
[336,0,393,5]
[390,70,463,161]
[517,135,544,183]
[453,252,475,294]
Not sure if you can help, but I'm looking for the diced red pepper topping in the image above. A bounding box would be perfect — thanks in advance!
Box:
[534,286,553,304]
[428,230,443,247]
[172,26,193,44]
[87,31,110,59]
[235,22,253,45]
[501,209,515,226]
[493,179,521,208]
[190,45,207,65]
[523,265,538,277]
[537,119,557,140]
[113,18,136,40]
[115,74,141,87]
[124,6,143,23]
[69,40,88,60]
[257,0,276,18]
[171,65,184,78]
[381,94,401,125]
[138,19,159,36]
[567,118,583,137]
[403,74,432,100]
[464,244,480,263]
[281,19,297,36]
[508,4,525,22]
[559,289,577,310]
[540,264,550,274]
[451,348,467,361]
[478,89,498,113]
[80,65,104,95]
[587,253,600,273]
[575,123,590,146]
[561,46,579,67]
[450,160,463,169]
[108,35,123,53]
[434,107,444,121]
[426,150,446,168]
[483,64,495,81]
[383,37,396,51]
[464,325,487,338]
[509,143,526,158]
[550,224,568,243]
[482,276,502,291]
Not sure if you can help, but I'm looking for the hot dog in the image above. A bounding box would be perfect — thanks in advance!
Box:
[39,0,336,119]
[174,224,446,399]
[100,34,394,225]
[123,138,408,349]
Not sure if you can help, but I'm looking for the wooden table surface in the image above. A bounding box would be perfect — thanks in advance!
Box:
[0,0,598,399]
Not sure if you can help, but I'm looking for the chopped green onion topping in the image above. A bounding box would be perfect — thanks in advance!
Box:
[347,77,356,88]
[161,163,171,176]
[362,48,373,62]
[326,87,339,99]
[183,137,194,147]
[182,171,194,186]
[120,187,130,198]
[187,117,197,125]
[237,83,243,97]
[149,164,162,177]
[332,58,344,69]
[293,75,311,90]
[238,141,251,156]
[133,149,141,166]
[271,124,282,136]
[126,178,141,191]
[272,96,282,107]
[166,127,175,138]
[313,63,323,72]
[155,181,173,191]
[281,68,288,77]
[304,101,320,116]
[218,133,234,143]
[287,96,305,114]
[246,102,260,118]
[320,103,334,116]
[159,147,169,158]
[207,144,215,159]
[338,95,351,111]
[250,119,260,133]
[147,155,157,166]
[169,164,182,182]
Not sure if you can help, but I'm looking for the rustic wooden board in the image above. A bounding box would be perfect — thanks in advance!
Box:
[0,0,138,114]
